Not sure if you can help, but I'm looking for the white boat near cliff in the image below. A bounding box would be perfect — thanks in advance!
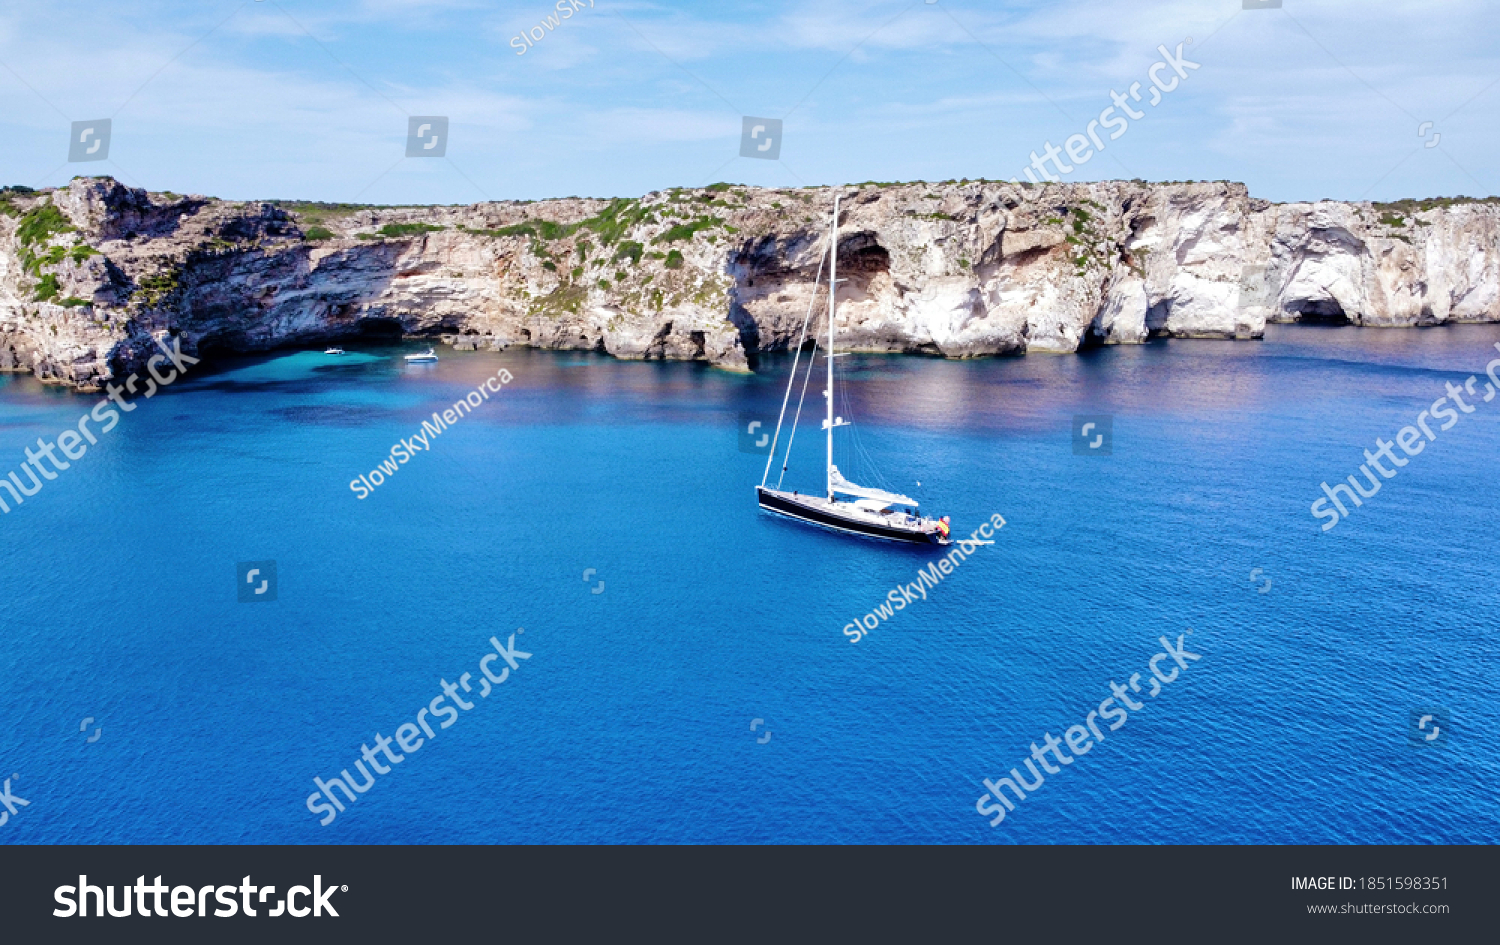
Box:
[755,193,952,546]
[404,348,439,363]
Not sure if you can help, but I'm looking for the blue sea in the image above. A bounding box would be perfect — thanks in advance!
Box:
[0,324,1495,844]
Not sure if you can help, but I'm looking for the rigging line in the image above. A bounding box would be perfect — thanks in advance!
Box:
[836,368,857,471]
[762,239,829,486]
[847,400,878,487]
[839,369,891,494]
[778,323,825,491]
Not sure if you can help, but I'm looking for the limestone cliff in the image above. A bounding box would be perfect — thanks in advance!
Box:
[1,176,1496,390]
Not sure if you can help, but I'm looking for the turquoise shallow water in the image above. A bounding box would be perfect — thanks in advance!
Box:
[0,324,1495,844]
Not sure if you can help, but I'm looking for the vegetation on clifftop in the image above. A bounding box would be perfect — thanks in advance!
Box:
[0,185,36,217]
[269,200,376,226]
[1372,195,1500,217]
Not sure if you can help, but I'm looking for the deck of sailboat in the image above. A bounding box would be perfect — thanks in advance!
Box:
[756,486,948,545]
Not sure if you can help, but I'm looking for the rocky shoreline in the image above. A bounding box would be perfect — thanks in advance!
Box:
[2,176,1497,391]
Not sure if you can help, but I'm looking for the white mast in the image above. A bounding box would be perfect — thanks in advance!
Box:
[826,193,838,501]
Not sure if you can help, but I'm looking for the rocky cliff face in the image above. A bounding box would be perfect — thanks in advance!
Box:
[2,176,1497,390]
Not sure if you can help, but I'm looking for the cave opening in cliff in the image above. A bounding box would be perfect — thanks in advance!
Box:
[357,318,405,339]
[1287,299,1350,325]
[190,335,237,364]
[1078,326,1108,350]
[1146,300,1172,337]
[837,234,891,274]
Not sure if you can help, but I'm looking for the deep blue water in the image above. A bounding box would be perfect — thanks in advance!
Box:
[0,324,1496,844]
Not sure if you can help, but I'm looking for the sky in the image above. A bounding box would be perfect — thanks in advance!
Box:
[0,0,1496,206]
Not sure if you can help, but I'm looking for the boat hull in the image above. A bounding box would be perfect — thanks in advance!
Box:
[756,487,948,545]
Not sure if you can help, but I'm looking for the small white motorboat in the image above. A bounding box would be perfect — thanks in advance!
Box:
[404,348,438,363]
[324,347,346,355]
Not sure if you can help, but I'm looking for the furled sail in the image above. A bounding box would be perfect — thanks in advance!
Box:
[828,465,918,507]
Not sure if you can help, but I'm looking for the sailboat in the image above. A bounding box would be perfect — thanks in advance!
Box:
[755,194,952,546]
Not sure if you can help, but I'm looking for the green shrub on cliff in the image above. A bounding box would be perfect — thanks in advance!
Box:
[135,270,181,306]
[612,240,644,265]
[26,245,67,276]
[533,219,574,240]
[480,223,536,238]
[653,216,722,244]
[304,226,334,241]
[35,274,60,302]
[17,203,75,247]
[378,222,445,238]
[529,281,586,320]
[577,199,645,246]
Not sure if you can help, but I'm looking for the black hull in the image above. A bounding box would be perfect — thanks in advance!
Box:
[756,487,946,545]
